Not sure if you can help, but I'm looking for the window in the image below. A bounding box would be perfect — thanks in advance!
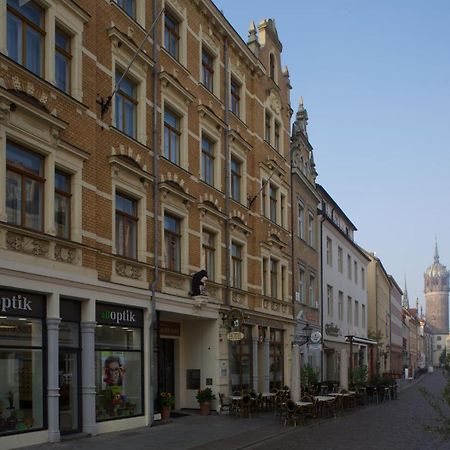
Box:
[274,121,280,151]
[269,184,277,222]
[299,269,305,303]
[262,257,268,295]
[115,193,137,259]
[115,0,136,18]
[115,70,137,138]
[308,212,314,247]
[270,258,278,298]
[7,0,45,76]
[309,274,315,307]
[55,27,72,93]
[261,179,267,216]
[281,266,286,300]
[280,194,286,228]
[437,336,442,341]
[201,135,214,185]
[230,157,241,202]
[338,291,344,320]
[202,230,215,282]
[347,296,352,324]
[361,268,365,289]
[164,108,181,164]
[231,242,242,289]
[269,329,284,390]
[230,77,240,116]
[164,213,181,271]
[265,110,272,143]
[354,261,358,284]
[55,170,71,239]
[6,141,44,231]
[298,203,305,239]
[327,285,333,316]
[347,255,352,280]
[269,53,275,80]
[326,237,332,266]
[355,301,359,326]
[437,344,442,350]
[362,304,366,328]
[338,246,343,273]
[164,12,179,59]
[202,47,214,92]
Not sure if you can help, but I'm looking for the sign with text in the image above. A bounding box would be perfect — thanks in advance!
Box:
[227,331,244,341]
[0,289,45,318]
[96,303,143,327]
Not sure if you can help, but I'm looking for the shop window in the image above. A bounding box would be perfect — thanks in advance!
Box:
[201,135,214,186]
[7,0,45,77]
[55,27,72,93]
[231,241,242,289]
[230,325,252,392]
[269,329,284,390]
[115,192,138,259]
[164,108,181,165]
[55,169,71,239]
[164,11,179,59]
[95,304,143,422]
[6,141,44,231]
[230,156,241,202]
[202,47,214,92]
[230,77,240,117]
[202,229,215,282]
[164,213,181,271]
[115,0,136,19]
[115,70,137,139]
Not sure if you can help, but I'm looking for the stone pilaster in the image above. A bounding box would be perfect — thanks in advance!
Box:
[47,317,61,443]
[81,321,97,435]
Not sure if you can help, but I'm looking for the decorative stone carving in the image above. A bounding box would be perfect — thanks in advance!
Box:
[12,75,21,91]
[232,293,243,304]
[269,90,281,115]
[55,245,79,264]
[6,232,49,257]
[116,262,143,280]
[165,274,184,289]
[271,302,280,312]
[263,299,270,309]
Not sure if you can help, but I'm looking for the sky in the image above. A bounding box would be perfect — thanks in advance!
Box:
[213,0,450,312]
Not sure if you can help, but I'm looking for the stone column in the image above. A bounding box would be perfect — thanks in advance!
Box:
[340,348,348,390]
[251,326,259,390]
[263,327,270,392]
[81,321,97,435]
[47,317,61,443]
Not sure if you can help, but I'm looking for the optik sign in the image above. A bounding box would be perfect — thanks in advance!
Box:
[96,303,143,327]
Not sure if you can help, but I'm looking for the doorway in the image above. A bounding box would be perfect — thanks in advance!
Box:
[158,338,175,396]
[59,350,80,433]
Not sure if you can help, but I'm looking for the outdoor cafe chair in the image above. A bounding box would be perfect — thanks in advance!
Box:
[240,394,252,418]
[218,393,231,415]
[284,400,303,426]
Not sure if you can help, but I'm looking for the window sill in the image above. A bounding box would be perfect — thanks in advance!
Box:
[160,155,193,177]
[160,48,191,77]
[110,1,146,32]
[110,127,150,152]
[229,111,248,129]
[197,82,222,105]
[199,179,225,197]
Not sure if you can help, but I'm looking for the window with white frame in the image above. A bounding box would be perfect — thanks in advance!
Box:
[265,110,272,143]
[274,120,281,151]
[55,27,72,93]
[115,192,138,259]
[164,213,181,271]
[270,258,278,299]
[338,246,343,273]
[362,304,366,328]
[326,237,332,266]
[347,254,352,280]
[361,267,365,289]
[164,10,179,59]
[202,47,214,92]
[298,202,305,239]
[354,260,358,285]
[202,229,215,282]
[201,135,214,186]
[309,274,315,307]
[280,194,286,228]
[347,296,352,323]
[299,269,305,303]
[281,266,286,300]
[231,241,242,289]
[7,0,45,77]
[355,301,359,326]
[230,77,240,117]
[327,285,333,316]
[261,179,267,216]
[230,156,241,202]
[55,169,71,239]
[115,70,137,138]
[269,183,277,223]
[338,291,344,321]
[115,0,136,19]
[262,257,268,295]
[164,107,181,165]
[308,212,314,247]
[6,141,44,231]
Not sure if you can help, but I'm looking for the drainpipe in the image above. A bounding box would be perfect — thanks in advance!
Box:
[319,207,326,382]
[224,36,230,306]
[150,0,161,424]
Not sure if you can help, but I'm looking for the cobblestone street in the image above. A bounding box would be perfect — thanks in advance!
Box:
[29,372,449,450]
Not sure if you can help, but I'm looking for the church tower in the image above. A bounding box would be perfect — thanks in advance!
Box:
[424,241,449,333]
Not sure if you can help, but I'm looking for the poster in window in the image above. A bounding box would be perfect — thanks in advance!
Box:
[102,352,126,389]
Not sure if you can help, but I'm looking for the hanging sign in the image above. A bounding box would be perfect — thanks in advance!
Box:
[227,331,245,341]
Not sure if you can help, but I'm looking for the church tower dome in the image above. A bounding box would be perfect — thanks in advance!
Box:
[424,240,449,333]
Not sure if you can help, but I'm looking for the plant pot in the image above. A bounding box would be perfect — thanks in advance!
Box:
[199,401,211,416]
[161,405,171,420]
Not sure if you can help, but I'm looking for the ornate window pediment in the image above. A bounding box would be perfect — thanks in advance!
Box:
[160,71,195,105]
[160,173,195,207]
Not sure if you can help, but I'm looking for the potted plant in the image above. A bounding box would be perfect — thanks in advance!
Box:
[160,392,175,420]
[196,388,216,415]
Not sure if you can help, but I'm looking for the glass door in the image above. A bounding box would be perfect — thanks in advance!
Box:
[59,350,80,433]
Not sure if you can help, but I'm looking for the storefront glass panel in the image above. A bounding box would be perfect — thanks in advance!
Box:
[230,325,252,392]
[269,329,284,390]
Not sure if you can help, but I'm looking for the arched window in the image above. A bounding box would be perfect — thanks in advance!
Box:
[269,54,275,80]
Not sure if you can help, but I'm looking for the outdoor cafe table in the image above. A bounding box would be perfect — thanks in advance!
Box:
[230,396,243,401]
[295,401,313,407]
[314,396,335,402]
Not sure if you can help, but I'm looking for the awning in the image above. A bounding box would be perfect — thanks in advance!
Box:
[345,335,378,346]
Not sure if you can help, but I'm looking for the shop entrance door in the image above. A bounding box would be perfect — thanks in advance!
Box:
[59,350,81,434]
[158,339,175,396]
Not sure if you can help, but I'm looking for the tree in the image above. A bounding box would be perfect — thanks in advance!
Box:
[439,348,447,367]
